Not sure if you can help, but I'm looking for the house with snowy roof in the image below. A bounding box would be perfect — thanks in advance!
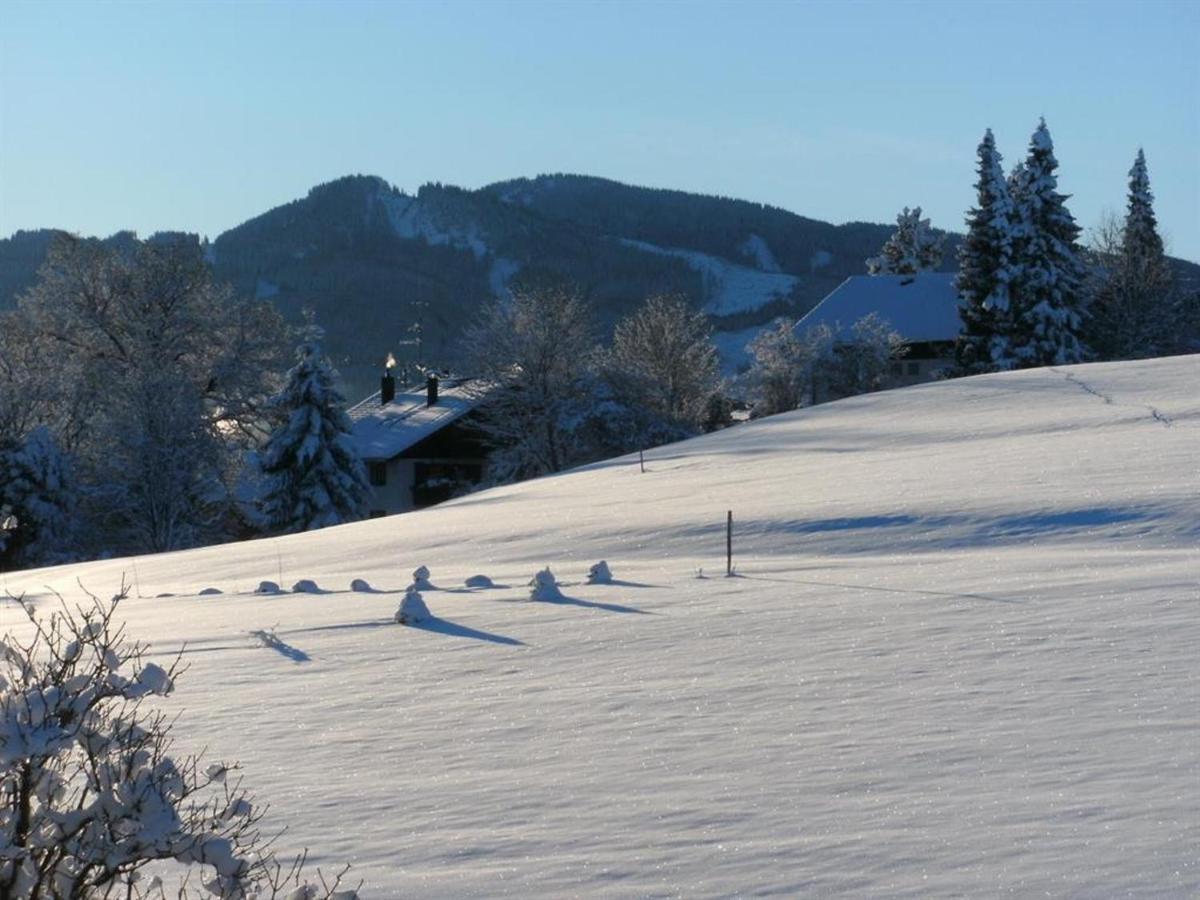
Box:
[348,372,491,516]
[796,272,963,391]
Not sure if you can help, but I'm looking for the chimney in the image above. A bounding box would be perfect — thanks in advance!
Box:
[425,374,439,407]
[381,370,396,406]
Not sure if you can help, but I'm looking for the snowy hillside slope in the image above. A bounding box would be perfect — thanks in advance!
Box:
[4,357,1198,897]
[621,238,802,316]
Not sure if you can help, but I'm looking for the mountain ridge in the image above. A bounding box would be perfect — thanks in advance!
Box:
[4,173,1196,397]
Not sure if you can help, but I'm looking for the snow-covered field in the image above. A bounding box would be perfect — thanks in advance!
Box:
[5,357,1198,897]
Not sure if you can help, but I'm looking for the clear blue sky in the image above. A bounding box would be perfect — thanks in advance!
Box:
[2,0,1197,261]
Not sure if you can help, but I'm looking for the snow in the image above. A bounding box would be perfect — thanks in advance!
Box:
[738,233,782,272]
[395,588,432,625]
[797,273,962,343]
[586,560,612,584]
[376,193,490,261]
[710,324,768,374]
[621,239,801,316]
[4,356,1198,897]
[348,378,484,461]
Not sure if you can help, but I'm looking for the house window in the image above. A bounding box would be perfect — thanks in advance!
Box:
[890,362,903,376]
[368,461,388,486]
[906,362,920,376]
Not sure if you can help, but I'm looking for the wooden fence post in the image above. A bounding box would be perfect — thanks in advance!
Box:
[726,510,733,577]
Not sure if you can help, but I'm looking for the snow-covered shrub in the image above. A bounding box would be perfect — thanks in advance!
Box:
[410,566,434,591]
[395,588,431,625]
[349,578,373,593]
[529,568,563,602]
[255,580,282,594]
[464,574,494,589]
[587,561,613,585]
[0,585,355,899]
[291,579,320,594]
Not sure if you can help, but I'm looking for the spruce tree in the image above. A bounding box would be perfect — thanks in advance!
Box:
[1123,148,1164,260]
[258,322,368,533]
[954,129,1018,375]
[1002,119,1088,368]
[1086,149,1176,359]
[866,206,945,275]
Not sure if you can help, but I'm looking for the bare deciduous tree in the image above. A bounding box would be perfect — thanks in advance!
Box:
[603,294,720,430]
[462,284,597,482]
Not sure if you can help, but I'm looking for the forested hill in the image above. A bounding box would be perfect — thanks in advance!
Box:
[4,173,1193,398]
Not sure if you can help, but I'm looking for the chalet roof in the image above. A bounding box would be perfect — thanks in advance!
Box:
[796,273,962,343]
[348,377,485,461]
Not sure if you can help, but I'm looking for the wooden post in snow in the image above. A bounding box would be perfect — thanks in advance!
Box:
[639,448,645,473]
[726,510,733,577]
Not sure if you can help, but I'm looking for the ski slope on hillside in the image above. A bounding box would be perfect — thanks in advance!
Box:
[621,238,802,316]
[4,357,1198,898]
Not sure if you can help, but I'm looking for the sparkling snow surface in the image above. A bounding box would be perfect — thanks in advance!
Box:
[5,358,1198,898]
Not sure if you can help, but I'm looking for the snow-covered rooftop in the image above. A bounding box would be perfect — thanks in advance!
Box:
[347,377,484,460]
[797,272,962,343]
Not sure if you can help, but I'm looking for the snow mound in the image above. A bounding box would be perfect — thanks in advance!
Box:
[464,574,494,589]
[410,566,434,591]
[349,578,373,592]
[528,568,564,601]
[586,561,612,584]
[254,581,282,594]
[394,588,431,625]
[198,587,222,596]
[291,579,320,594]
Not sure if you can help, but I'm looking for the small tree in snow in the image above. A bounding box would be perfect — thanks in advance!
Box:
[954,128,1019,376]
[866,207,945,275]
[1085,150,1179,360]
[1001,119,1088,368]
[257,321,368,534]
[0,427,75,570]
[0,586,355,898]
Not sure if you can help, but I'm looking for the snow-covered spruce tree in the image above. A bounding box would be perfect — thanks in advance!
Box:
[1001,120,1088,368]
[1085,150,1177,360]
[257,322,368,533]
[954,128,1018,375]
[603,294,720,433]
[866,207,945,275]
[0,586,356,899]
[0,427,75,570]
[463,283,597,482]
